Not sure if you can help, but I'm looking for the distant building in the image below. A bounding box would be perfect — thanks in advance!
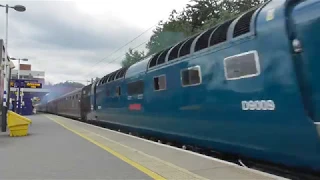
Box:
[11,64,44,82]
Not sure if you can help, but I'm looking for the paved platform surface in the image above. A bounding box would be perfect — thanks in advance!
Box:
[0,114,151,179]
[0,114,287,180]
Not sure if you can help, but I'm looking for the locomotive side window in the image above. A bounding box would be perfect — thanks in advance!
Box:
[181,66,201,87]
[127,80,144,95]
[224,51,260,80]
[116,86,121,96]
[154,75,166,91]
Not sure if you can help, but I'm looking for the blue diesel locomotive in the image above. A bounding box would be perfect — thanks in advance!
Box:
[38,0,320,176]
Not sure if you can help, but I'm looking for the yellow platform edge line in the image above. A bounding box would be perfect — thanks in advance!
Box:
[44,115,166,180]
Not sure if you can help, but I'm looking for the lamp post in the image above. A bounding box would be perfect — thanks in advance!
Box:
[0,4,26,131]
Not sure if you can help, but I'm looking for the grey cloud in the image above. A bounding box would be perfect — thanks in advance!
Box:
[13,46,122,84]
[0,0,151,84]
[7,1,143,51]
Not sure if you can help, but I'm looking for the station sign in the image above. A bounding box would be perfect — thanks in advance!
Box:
[10,80,42,89]
[25,82,42,88]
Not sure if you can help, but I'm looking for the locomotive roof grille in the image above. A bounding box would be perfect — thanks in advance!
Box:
[108,72,115,82]
[179,35,198,58]
[194,26,217,52]
[209,18,234,47]
[115,69,123,79]
[98,66,128,86]
[89,4,262,85]
[156,48,170,65]
[102,75,109,84]
[116,67,128,79]
[149,51,163,68]
[168,41,186,61]
[145,5,261,70]
[233,8,257,38]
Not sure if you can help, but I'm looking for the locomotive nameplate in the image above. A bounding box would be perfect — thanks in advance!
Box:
[242,100,275,110]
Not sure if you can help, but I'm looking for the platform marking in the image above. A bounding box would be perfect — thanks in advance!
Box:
[45,115,165,180]
[47,115,210,180]
[45,114,285,180]
[76,127,209,180]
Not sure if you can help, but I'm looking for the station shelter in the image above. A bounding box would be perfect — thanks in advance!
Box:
[9,64,49,115]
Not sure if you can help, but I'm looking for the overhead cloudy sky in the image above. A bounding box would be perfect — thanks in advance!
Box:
[0,0,190,84]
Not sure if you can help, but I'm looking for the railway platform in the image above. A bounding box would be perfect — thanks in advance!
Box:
[0,114,287,179]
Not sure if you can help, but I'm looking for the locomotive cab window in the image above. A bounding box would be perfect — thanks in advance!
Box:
[181,66,201,87]
[224,51,260,80]
[154,75,166,91]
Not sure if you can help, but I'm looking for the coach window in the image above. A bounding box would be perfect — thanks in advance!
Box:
[116,86,121,96]
[181,66,201,87]
[72,96,74,107]
[127,80,144,96]
[224,51,260,80]
[154,75,166,91]
[75,94,79,107]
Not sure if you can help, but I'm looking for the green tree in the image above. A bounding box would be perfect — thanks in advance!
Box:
[232,0,266,13]
[121,0,267,66]
[146,0,267,54]
[94,77,100,82]
[184,0,222,31]
[146,10,193,56]
[121,48,145,67]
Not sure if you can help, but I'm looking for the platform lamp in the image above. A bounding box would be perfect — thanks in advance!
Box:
[0,3,26,131]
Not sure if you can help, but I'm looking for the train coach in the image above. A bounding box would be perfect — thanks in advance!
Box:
[38,0,320,177]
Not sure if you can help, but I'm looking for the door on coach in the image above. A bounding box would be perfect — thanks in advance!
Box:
[80,85,91,121]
